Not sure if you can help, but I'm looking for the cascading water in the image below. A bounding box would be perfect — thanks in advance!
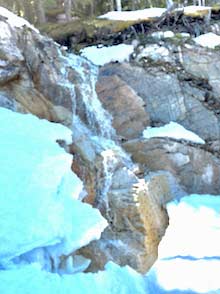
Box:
[59,50,133,216]
[62,53,115,139]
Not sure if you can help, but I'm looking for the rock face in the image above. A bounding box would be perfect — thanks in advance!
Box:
[79,171,182,273]
[70,128,180,272]
[182,45,220,100]
[0,12,75,127]
[96,38,220,197]
[99,61,220,141]
[96,75,149,140]
[124,138,220,195]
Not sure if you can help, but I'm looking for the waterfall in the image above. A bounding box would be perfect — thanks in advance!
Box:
[62,53,115,139]
[92,136,132,215]
[58,50,134,215]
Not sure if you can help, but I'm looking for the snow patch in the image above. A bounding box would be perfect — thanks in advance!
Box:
[0,6,38,32]
[0,262,147,294]
[194,32,220,49]
[146,194,220,293]
[159,194,220,259]
[80,44,134,66]
[163,31,175,38]
[147,258,220,293]
[99,8,166,21]
[143,122,205,144]
[183,5,211,15]
[99,6,210,22]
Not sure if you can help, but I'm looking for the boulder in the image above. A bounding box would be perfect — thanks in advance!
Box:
[124,137,220,195]
[79,171,183,273]
[96,75,149,140]
[0,14,76,127]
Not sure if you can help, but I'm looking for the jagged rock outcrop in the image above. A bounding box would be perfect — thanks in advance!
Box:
[79,171,183,273]
[69,119,182,273]
[0,12,74,127]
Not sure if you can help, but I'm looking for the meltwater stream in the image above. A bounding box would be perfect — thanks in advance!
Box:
[60,51,134,215]
[66,53,115,139]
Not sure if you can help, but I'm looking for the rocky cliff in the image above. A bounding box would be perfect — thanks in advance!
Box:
[1,5,220,281]
[0,7,175,275]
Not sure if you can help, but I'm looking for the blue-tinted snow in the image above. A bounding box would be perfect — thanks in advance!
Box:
[194,32,220,49]
[80,44,134,66]
[0,107,107,266]
[143,121,205,144]
[0,262,147,294]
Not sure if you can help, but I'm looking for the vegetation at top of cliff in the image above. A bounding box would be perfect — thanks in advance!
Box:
[0,0,167,25]
[0,0,219,28]
[40,17,146,47]
[1,0,220,49]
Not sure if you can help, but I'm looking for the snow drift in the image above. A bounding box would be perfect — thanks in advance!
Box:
[0,107,107,270]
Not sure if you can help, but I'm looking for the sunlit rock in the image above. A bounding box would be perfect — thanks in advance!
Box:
[124,137,220,195]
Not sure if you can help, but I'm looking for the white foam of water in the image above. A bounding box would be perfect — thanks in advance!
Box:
[66,54,115,139]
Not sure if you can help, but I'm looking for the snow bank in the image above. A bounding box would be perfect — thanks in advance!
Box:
[0,107,107,268]
[143,121,205,144]
[99,8,166,21]
[145,194,220,293]
[80,44,134,66]
[0,262,146,294]
[99,6,210,22]
[159,194,220,259]
[0,6,38,32]
[194,32,220,49]
[182,5,211,15]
